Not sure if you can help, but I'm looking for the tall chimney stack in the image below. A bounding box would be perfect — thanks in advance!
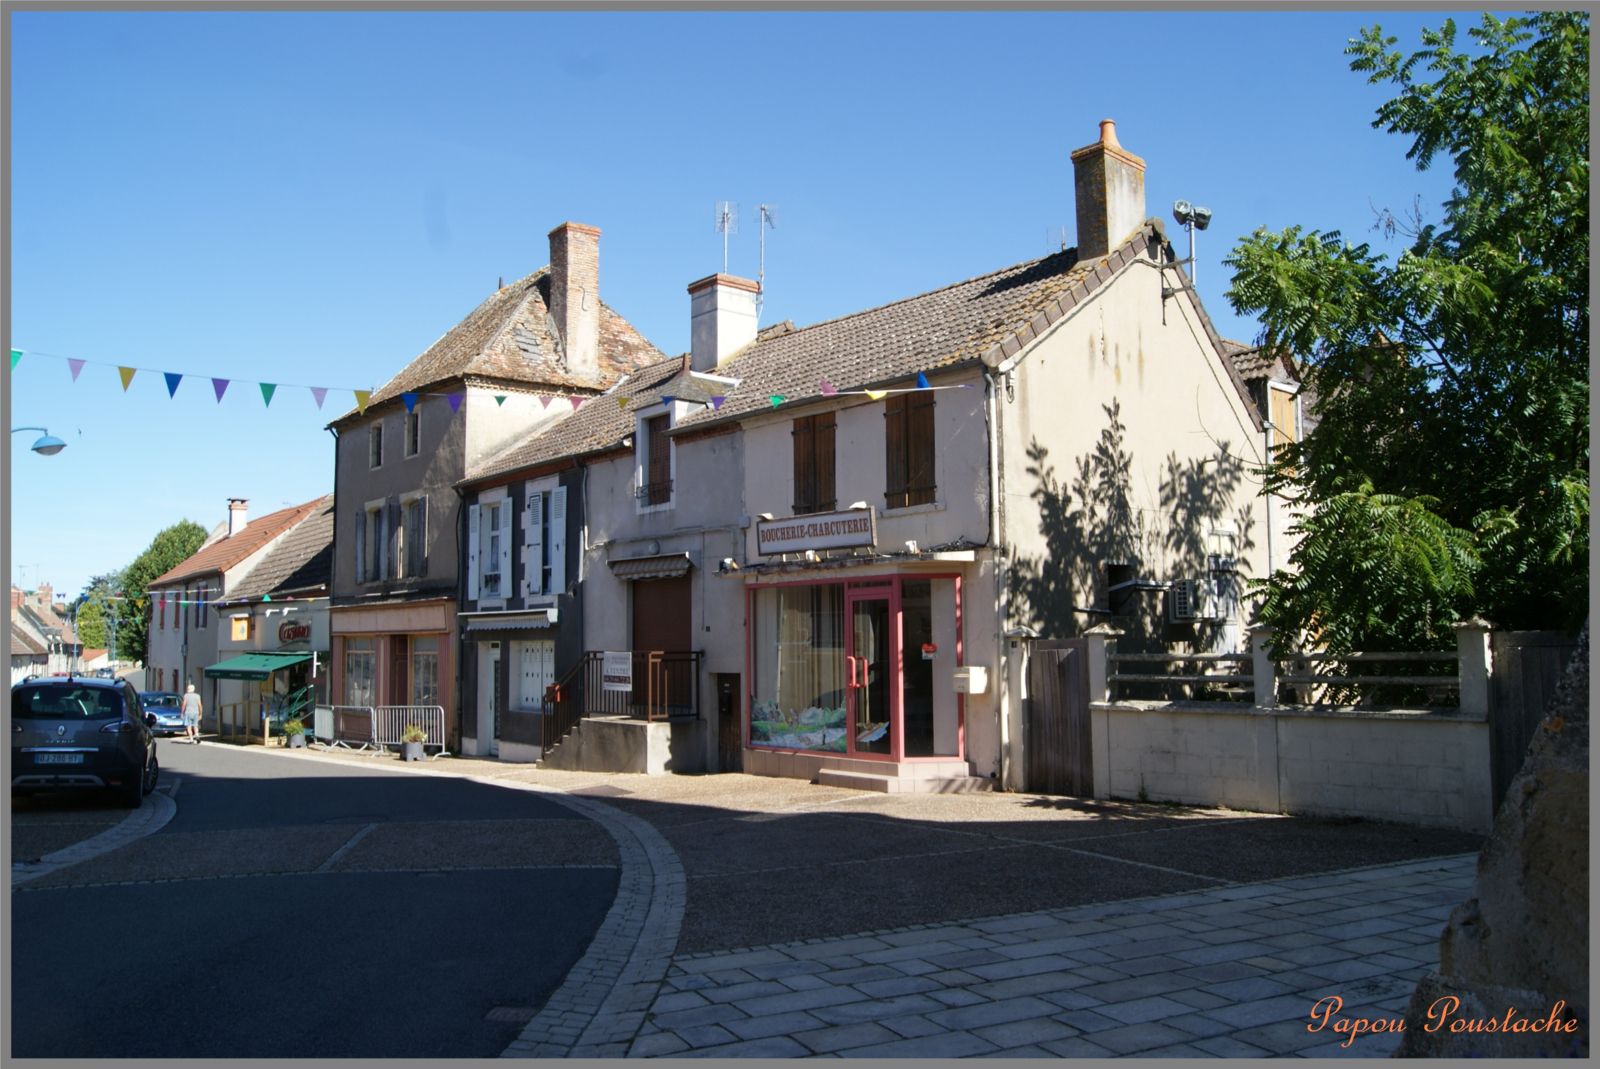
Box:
[1070,119,1146,261]
[228,498,249,537]
[688,274,760,372]
[548,222,602,380]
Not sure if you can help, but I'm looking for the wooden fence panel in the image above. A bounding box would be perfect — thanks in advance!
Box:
[1489,631,1580,809]
[1026,639,1092,797]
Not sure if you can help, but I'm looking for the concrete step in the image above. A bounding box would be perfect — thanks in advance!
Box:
[819,769,996,795]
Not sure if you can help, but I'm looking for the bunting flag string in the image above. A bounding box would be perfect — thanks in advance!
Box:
[9,344,973,423]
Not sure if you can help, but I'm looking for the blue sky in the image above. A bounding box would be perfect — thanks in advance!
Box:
[9,9,1470,600]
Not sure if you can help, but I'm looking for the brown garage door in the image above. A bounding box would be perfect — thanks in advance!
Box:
[632,574,692,652]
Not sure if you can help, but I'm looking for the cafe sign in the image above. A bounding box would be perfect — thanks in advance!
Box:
[278,621,311,644]
[756,507,877,556]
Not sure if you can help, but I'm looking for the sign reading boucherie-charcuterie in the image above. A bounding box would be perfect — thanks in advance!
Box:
[756,507,877,556]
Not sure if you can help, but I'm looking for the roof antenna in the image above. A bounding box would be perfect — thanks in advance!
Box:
[1045,226,1069,253]
[758,204,777,320]
[715,201,738,274]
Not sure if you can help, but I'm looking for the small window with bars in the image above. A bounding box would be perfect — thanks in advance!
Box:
[638,413,673,506]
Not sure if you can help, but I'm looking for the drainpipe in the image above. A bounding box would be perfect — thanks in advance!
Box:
[986,369,1013,790]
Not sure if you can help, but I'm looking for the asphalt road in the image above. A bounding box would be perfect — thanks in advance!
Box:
[11,742,619,1058]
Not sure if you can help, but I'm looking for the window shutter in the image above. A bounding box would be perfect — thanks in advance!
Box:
[816,411,836,512]
[523,488,544,598]
[387,499,402,579]
[907,393,936,506]
[354,511,367,583]
[792,417,815,514]
[884,396,908,509]
[414,497,429,577]
[497,503,512,593]
[549,486,567,595]
[466,503,480,600]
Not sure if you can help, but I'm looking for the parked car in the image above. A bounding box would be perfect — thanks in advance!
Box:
[139,692,184,736]
[12,677,159,807]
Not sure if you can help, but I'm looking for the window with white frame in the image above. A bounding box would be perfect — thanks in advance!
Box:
[468,492,511,602]
[521,480,567,600]
[405,409,420,457]
[399,494,427,578]
[369,422,384,468]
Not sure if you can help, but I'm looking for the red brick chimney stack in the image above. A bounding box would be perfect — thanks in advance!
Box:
[1070,118,1147,261]
[548,222,602,381]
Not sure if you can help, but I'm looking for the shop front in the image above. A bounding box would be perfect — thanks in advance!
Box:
[329,598,456,748]
[205,602,330,739]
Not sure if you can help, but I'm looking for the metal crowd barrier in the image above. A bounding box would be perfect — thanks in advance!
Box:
[312,703,335,743]
[328,705,378,751]
[372,705,449,758]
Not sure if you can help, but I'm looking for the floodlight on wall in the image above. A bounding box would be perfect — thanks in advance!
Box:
[1171,199,1213,286]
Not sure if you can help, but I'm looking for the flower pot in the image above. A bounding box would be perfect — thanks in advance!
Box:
[401,741,424,762]
[288,734,307,749]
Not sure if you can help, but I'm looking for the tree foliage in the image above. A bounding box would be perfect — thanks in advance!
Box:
[1226,12,1589,649]
[70,571,124,650]
[120,521,208,661]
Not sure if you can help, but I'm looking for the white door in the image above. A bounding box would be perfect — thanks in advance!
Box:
[477,641,500,757]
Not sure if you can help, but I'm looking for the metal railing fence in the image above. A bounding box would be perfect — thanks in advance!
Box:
[373,705,449,756]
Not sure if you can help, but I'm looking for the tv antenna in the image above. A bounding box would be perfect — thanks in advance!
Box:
[758,204,777,317]
[715,201,738,274]
[1045,226,1069,253]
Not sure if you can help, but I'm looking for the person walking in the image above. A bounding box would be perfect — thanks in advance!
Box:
[180,683,204,744]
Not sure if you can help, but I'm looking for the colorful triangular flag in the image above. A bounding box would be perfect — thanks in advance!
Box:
[310,387,328,409]
[402,392,418,413]
[819,378,837,397]
[118,366,138,391]
[354,389,371,414]
[448,393,463,414]
[866,389,887,401]
[68,358,85,381]
[537,395,552,409]
[710,396,726,410]
[916,372,931,389]
[213,378,232,402]
[769,395,786,408]
[569,396,584,410]
[164,372,182,398]
[494,395,506,407]
[260,383,277,407]
[617,396,630,410]
[9,349,20,370]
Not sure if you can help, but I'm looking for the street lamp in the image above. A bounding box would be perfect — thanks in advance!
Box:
[1171,200,1212,287]
[11,426,66,456]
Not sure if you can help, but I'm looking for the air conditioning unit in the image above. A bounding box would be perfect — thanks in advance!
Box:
[1170,578,1225,623]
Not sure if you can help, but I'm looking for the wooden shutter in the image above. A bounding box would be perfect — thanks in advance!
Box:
[906,393,936,506]
[884,396,909,509]
[523,488,544,599]
[646,415,672,505]
[414,496,429,577]
[549,486,567,596]
[466,504,480,600]
[354,511,367,583]
[815,411,836,512]
[387,499,402,579]
[497,503,512,593]
[792,417,816,514]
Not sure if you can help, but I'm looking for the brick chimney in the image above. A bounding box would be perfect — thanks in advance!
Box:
[11,587,24,611]
[1070,119,1146,261]
[548,222,602,380]
[688,274,760,373]
[228,498,248,537]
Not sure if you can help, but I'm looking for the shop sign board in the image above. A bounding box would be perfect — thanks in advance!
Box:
[601,651,633,693]
[278,621,311,644]
[756,507,877,556]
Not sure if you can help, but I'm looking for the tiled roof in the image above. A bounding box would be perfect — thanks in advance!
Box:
[335,270,666,424]
[465,358,689,483]
[150,498,326,587]
[10,622,46,656]
[223,495,334,601]
[1225,340,1297,382]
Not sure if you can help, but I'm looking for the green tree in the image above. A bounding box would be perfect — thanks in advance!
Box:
[1226,12,1589,650]
[121,521,208,662]
[70,571,124,650]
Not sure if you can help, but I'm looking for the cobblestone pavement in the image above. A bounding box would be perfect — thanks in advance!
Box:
[246,745,1476,1058]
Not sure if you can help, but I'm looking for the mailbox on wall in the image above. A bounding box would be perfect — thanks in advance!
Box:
[952,666,989,694]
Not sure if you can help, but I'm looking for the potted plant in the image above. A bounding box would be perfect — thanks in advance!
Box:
[400,723,427,762]
[282,718,308,749]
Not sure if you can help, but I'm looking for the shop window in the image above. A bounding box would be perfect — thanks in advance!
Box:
[344,638,375,707]
[792,412,837,515]
[369,423,383,468]
[405,409,421,457]
[751,585,846,751]
[884,393,936,509]
[410,636,439,706]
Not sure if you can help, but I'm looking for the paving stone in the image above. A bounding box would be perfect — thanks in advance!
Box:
[979,1044,1054,1058]
[1173,940,1277,965]
[1317,917,1416,940]
[1298,1037,1397,1058]
[853,975,943,998]
[785,937,891,960]
[818,964,903,985]
[732,984,866,1017]
[971,1015,1079,1048]
[808,993,945,1025]
[882,925,981,945]
[650,1003,742,1031]
[1040,1036,1115,1057]
[1207,975,1297,1001]
[778,973,831,992]
[927,968,981,987]
[1049,1008,1124,1034]
[792,1022,900,1054]
[1087,1021,1199,1054]
[1202,993,1315,1029]
[1095,994,1194,1024]
[970,970,1094,1001]
[970,914,1057,934]
[676,1035,811,1058]
[965,954,1080,981]
[1111,954,1196,977]
[1262,931,1328,950]
[1233,1016,1343,1055]
[651,990,710,1014]
[1337,934,1411,955]
[673,1023,739,1049]
[1138,1041,1212,1056]
[1299,957,1400,983]
[834,1031,1000,1058]
[723,1010,826,1042]
[1191,1034,1274,1057]
[676,949,794,974]
[879,1014,948,1039]
[927,948,1008,969]
[889,958,939,977]
[926,987,990,1008]
[705,967,757,985]
[1037,988,1105,1012]
[628,1031,689,1057]
[698,980,793,1004]
[1162,1010,1237,1038]
[1079,972,1193,1001]
[1274,944,1359,967]
[1071,964,1131,983]
[1176,960,1268,983]
[927,995,1063,1031]
[746,958,829,981]
[670,974,717,992]
[860,941,966,965]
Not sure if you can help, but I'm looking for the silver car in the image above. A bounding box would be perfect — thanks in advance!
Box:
[12,677,160,807]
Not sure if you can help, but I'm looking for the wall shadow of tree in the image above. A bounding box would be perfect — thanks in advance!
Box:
[1008,399,1258,653]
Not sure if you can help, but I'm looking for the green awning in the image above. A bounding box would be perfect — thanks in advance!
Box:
[204,652,313,680]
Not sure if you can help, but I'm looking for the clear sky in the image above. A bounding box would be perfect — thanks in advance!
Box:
[8,9,1471,600]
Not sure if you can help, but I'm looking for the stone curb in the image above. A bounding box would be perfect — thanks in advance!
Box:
[11,788,178,887]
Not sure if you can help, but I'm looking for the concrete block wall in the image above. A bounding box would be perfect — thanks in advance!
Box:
[1092,701,1492,833]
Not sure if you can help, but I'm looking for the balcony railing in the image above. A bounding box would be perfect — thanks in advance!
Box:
[540,649,702,756]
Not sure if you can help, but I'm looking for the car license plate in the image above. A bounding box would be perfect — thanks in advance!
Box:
[35,752,85,765]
